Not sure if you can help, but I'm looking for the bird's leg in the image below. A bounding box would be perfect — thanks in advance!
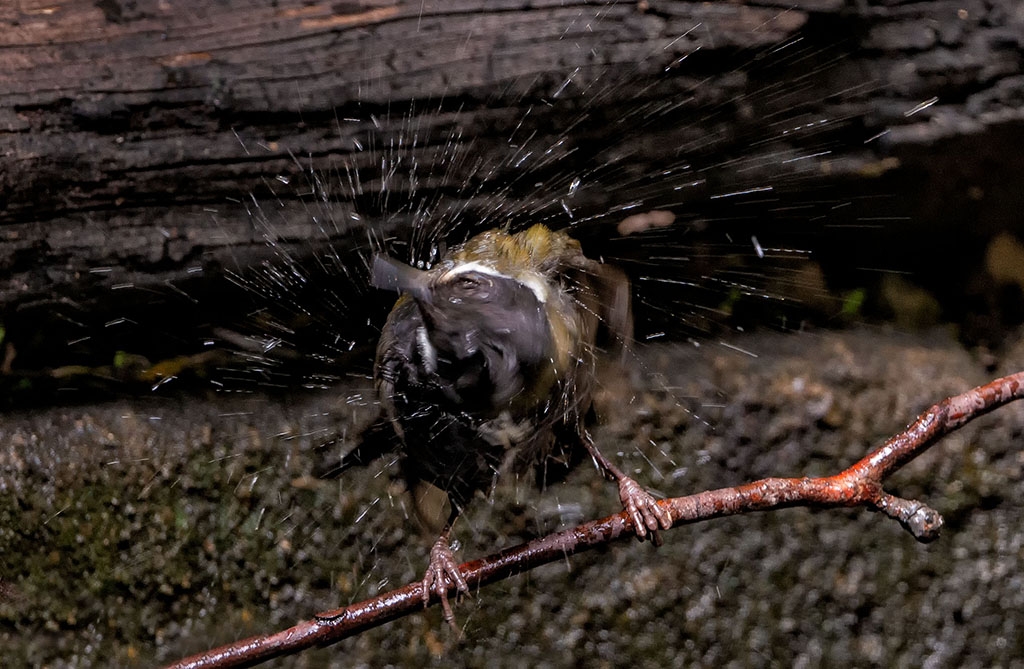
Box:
[421,507,470,629]
[581,431,672,544]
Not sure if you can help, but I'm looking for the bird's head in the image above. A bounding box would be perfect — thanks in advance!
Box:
[372,240,570,411]
[373,254,551,362]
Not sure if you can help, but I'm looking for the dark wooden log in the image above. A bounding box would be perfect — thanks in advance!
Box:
[1,0,1023,384]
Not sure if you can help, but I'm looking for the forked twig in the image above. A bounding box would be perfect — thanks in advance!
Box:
[167,371,1024,669]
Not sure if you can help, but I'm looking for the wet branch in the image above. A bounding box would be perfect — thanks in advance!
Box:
[167,370,1024,669]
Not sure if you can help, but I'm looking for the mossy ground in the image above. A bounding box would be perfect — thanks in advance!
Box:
[2,328,1023,667]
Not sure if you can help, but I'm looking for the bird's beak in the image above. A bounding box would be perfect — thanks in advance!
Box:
[371,255,432,303]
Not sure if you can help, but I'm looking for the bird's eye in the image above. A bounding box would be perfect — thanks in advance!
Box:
[453,274,487,291]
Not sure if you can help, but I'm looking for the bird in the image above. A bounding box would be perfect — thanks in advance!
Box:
[354,223,672,624]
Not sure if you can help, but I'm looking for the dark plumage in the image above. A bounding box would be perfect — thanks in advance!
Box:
[365,224,671,622]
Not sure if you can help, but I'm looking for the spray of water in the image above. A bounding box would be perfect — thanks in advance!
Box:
[208,9,893,638]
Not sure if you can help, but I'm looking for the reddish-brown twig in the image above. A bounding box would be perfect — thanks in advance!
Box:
[167,370,1024,669]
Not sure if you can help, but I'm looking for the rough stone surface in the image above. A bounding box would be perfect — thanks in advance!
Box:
[2,327,1024,667]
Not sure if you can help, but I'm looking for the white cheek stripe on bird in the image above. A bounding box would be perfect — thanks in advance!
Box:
[442,261,550,305]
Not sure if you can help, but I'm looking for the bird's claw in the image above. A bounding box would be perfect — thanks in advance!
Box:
[618,475,672,542]
[422,536,470,629]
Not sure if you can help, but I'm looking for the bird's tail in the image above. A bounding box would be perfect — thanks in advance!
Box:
[315,416,397,479]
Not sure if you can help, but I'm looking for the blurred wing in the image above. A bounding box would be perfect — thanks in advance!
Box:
[374,296,424,440]
[588,262,634,352]
[563,256,634,355]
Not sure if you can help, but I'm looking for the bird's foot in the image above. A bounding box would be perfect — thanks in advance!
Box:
[618,475,672,545]
[422,536,470,630]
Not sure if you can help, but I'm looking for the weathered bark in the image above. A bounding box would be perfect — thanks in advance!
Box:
[1,0,1023,379]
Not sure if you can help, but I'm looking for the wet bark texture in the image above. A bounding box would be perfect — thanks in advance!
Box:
[2,0,1024,372]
